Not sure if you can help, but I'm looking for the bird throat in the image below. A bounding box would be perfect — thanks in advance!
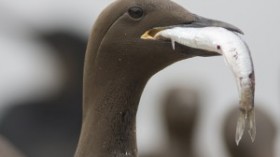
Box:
[75,62,149,157]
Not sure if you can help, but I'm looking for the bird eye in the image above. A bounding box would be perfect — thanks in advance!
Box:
[128,7,144,19]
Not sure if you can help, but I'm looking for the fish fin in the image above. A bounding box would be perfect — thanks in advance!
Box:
[171,39,176,50]
[235,110,246,145]
[248,109,256,142]
[235,109,256,145]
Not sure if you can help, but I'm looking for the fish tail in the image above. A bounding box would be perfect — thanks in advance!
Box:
[248,109,256,142]
[235,110,246,145]
[235,109,256,145]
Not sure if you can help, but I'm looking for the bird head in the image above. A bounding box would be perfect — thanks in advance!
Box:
[86,0,242,80]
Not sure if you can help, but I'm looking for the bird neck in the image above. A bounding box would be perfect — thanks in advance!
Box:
[75,61,149,157]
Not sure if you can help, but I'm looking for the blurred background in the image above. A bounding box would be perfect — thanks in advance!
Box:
[0,0,279,157]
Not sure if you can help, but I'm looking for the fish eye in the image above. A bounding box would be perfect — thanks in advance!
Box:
[128,7,144,20]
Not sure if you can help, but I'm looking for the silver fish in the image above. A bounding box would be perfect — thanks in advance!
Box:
[141,27,256,145]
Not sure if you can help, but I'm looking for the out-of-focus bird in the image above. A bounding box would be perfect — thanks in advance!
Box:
[0,30,86,157]
[140,87,201,157]
[162,87,200,157]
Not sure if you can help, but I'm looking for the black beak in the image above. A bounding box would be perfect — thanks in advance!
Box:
[180,14,243,34]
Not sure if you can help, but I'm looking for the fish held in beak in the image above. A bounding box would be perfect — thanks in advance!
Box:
[141,18,256,145]
[141,14,243,40]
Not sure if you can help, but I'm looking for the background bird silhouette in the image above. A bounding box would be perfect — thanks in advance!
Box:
[0,29,86,157]
[140,87,201,157]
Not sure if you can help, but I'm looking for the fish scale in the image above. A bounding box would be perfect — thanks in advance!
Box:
[154,27,256,145]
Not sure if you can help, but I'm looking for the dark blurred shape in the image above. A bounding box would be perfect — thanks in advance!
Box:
[163,87,200,157]
[0,135,25,157]
[0,29,86,157]
[141,87,200,157]
[223,107,277,157]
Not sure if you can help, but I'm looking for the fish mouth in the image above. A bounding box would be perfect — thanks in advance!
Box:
[141,14,243,40]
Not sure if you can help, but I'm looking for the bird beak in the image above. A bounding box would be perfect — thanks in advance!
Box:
[181,14,243,34]
[141,14,243,57]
